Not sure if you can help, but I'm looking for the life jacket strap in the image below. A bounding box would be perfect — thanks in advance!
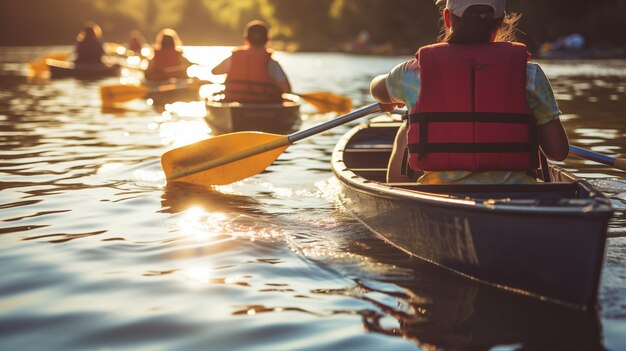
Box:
[408,112,538,167]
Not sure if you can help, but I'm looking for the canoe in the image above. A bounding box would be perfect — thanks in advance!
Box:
[331,118,613,310]
[143,79,201,107]
[205,93,301,133]
[47,59,120,79]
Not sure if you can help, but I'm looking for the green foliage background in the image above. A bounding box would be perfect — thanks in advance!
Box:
[1,0,624,53]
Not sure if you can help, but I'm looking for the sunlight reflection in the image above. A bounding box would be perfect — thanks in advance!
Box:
[131,169,165,183]
[199,83,224,99]
[559,114,578,122]
[184,267,212,284]
[159,119,211,147]
[141,47,152,58]
[212,184,242,195]
[315,177,342,201]
[97,163,125,175]
[119,76,135,85]
[575,128,620,140]
[183,46,231,63]
[164,101,207,118]
[127,55,142,66]
[180,46,233,87]
[178,207,227,241]
[183,267,251,287]
[260,183,294,197]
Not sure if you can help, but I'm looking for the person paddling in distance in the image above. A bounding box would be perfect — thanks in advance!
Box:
[370,0,569,184]
[144,28,192,82]
[74,22,105,65]
[212,20,292,103]
[126,30,147,56]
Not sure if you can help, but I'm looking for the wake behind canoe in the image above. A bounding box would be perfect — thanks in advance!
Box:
[331,118,613,309]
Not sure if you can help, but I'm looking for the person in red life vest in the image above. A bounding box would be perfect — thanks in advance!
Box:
[370,0,569,184]
[144,28,192,82]
[212,20,292,103]
[74,22,105,65]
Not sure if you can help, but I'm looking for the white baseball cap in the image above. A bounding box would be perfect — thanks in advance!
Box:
[440,0,506,18]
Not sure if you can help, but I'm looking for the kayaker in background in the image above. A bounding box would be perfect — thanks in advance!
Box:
[212,20,291,103]
[126,30,146,56]
[74,21,105,65]
[370,0,569,184]
[144,28,192,82]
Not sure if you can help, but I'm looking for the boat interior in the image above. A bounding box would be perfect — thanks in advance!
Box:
[338,121,603,204]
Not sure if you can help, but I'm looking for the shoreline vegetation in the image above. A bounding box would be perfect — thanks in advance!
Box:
[1,0,625,58]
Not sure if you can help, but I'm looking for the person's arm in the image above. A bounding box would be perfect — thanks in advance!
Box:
[268,59,291,93]
[211,57,231,75]
[275,79,291,94]
[144,59,158,81]
[538,119,569,161]
[370,62,417,183]
[370,74,399,112]
[180,54,192,68]
[526,63,569,161]
[97,41,105,58]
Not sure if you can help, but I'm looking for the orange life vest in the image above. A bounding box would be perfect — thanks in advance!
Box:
[146,49,187,81]
[408,42,538,172]
[224,46,282,103]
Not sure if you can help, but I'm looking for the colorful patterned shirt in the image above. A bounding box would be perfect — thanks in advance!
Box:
[385,59,562,184]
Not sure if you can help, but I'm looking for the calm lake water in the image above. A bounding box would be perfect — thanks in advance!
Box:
[1,46,625,350]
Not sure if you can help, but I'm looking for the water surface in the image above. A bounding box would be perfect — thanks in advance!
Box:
[1,46,625,350]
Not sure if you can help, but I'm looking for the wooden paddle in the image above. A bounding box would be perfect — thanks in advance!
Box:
[569,145,626,171]
[161,103,382,186]
[28,53,70,75]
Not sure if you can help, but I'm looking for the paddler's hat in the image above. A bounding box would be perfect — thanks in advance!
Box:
[244,20,269,46]
[436,0,506,18]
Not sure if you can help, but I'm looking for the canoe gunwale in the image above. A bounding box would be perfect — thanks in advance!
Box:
[332,123,613,218]
[331,119,613,309]
[205,93,301,133]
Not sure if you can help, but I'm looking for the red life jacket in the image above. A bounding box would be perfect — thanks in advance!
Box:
[408,42,538,172]
[224,46,282,103]
[146,49,187,81]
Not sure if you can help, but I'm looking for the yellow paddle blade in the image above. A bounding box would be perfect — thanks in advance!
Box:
[161,132,290,186]
[298,92,353,114]
[28,53,69,74]
[100,85,150,103]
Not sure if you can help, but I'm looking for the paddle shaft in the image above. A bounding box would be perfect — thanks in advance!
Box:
[167,103,381,180]
[289,103,381,142]
[569,145,626,171]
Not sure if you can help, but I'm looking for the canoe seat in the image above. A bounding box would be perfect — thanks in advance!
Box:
[342,146,392,169]
[350,168,388,182]
[385,182,582,201]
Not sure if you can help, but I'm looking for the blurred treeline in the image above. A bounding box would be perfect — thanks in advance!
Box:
[1,0,624,54]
